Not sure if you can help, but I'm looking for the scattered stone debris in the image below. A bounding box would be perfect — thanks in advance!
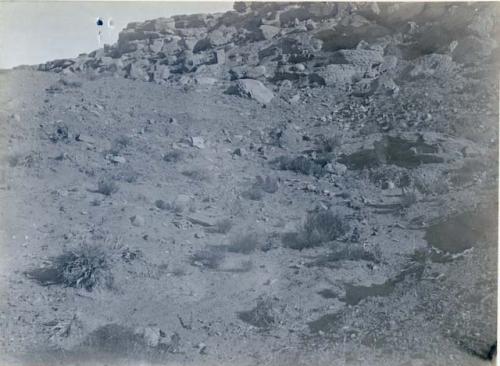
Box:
[225,79,275,105]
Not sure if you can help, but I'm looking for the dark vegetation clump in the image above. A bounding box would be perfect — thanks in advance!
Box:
[163,149,184,163]
[319,134,343,153]
[26,244,113,291]
[96,178,119,196]
[227,232,259,254]
[283,211,349,250]
[181,168,211,181]
[272,155,325,177]
[237,297,281,329]
[110,135,131,154]
[242,186,264,201]
[190,247,225,269]
[154,199,171,210]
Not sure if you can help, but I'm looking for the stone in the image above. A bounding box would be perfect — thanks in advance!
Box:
[75,134,96,144]
[333,163,348,175]
[216,49,226,65]
[259,25,280,40]
[130,215,145,227]
[106,155,126,164]
[173,194,191,212]
[225,79,274,104]
[190,136,205,149]
[126,61,151,81]
[153,64,170,82]
[134,326,165,348]
[194,77,218,86]
[186,213,215,227]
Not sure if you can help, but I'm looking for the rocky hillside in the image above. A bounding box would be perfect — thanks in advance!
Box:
[38,2,498,99]
[1,2,498,366]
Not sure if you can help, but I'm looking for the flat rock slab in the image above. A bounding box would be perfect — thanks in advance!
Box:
[226,79,274,105]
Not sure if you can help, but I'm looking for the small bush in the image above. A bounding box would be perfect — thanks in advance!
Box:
[190,248,225,269]
[26,244,114,291]
[170,267,187,276]
[283,211,349,250]
[107,135,131,155]
[237,297,281,329]
[155,199,171,210]
[320,134,343,153]
[163,150,184,163]
[242,187,264,201]
[96,178,119,196]
[59,77,82,88]
[121,247,142,263]
[255,175,279,194]
[273,155,324,177]
[228,232,259,254]
[182,168,211,181]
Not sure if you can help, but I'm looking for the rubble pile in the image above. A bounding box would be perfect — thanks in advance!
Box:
[37,2,498,98]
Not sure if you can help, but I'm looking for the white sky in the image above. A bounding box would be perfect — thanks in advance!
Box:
[0,1,234,69]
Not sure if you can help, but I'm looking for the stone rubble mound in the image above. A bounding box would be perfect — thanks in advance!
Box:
[37,2,498,100]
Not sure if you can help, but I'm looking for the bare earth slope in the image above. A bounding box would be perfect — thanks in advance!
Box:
[0,2,498,366]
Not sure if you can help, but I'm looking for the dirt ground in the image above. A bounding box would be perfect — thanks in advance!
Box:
[0,22,497,365]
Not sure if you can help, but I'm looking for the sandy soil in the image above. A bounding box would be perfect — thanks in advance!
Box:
[0,52,497,366]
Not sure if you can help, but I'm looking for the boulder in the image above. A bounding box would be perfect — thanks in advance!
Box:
[153,65,170,82]
[226,79,274,104]
[125,61,151,81]
[259,25,280,40]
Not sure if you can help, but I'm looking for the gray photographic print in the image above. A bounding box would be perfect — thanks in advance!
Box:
[0,1,497,366]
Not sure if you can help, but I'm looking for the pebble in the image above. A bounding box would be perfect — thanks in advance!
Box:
[106,155,126,164]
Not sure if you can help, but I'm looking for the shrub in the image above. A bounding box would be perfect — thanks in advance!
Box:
[320,134,343,153]
[96,178,119,196]
[228,232,259,254]
[237,297,281,329]
[163,150,184,163]
[182,168,211,181]
[190,247,225,269]
[283,211,349,250]
[242,187,264,201]
[26,244,113,291]
[273,155,324,177]
[108,135,131,155]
